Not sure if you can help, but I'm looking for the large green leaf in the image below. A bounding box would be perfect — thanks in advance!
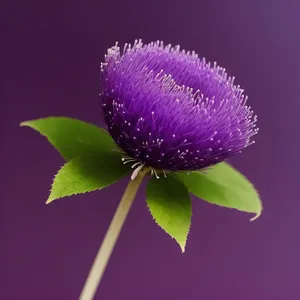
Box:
[20,117,120,160]
[47,154,130,204]
[177,162,262,221]
[146,176,192,252]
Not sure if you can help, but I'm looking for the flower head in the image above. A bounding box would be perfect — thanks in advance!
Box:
[100,40,258,175]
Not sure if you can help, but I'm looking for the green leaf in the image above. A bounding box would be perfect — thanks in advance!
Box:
[177,162,262,221]
[146,176,192,252]
[47,154,130,204]
[20,117,120,160]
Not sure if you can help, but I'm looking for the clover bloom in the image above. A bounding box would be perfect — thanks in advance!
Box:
[22,40,262,300]
[100,40,258,176]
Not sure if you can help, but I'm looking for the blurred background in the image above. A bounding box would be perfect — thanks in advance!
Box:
[1,0,299,299]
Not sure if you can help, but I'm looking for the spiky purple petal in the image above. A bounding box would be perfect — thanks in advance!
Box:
[100,40,258,172]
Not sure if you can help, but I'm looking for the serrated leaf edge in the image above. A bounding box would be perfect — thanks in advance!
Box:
[46,159,130,204]
[146,200,192,253]
[176,166,263,221]
[20,117,125,160]
[146,177,192,253]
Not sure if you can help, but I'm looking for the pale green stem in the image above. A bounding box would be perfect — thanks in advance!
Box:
[79,168,148,300]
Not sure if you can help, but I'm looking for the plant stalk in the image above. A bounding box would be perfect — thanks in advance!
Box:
[79,167,148,300]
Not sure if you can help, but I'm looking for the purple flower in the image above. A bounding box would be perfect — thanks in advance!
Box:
[100,40,258,174]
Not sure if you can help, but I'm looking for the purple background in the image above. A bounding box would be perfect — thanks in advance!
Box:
[2,0,299,299]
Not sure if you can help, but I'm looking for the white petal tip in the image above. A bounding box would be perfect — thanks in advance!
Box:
[131,164,144,180]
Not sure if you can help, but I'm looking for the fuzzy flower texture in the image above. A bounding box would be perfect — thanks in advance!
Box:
[100,40,258,177]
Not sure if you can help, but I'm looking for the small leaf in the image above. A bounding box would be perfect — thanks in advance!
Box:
[20,117,120,160]
[47,154,130,204]
[177,162,262,221]
[146,176,192,252]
